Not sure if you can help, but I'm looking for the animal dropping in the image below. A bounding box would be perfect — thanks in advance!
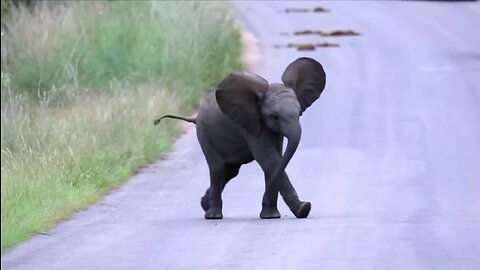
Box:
[285,6,330,13]
[285,8,310,13]
[295,44,316,51]
[293,29,361,37]
[274,43,339,50]
[316,42,340,47]
[294,30,318,35]
[322,30,361,36]
[313,7,330,13]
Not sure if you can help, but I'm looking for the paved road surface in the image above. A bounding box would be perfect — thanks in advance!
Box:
[2,1,480,270]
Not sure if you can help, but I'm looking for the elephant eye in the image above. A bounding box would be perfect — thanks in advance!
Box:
[272,114,279,120]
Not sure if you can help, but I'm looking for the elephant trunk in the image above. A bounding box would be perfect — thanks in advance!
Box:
[269,120,302,188]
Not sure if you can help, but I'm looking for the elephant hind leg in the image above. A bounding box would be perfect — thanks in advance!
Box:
[201,190,210,212]
[201,164,240,214]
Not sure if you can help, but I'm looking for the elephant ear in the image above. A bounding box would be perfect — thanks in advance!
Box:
[215,72,269,136]
[281,57,326,113]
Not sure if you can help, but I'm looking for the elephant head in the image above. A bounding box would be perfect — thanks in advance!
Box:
[215,57,326,183]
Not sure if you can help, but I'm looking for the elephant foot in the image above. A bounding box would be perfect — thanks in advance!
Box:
[205,206,223,219]
[291,201,311,218]
[200,195,209,212]
[260,204,281,219]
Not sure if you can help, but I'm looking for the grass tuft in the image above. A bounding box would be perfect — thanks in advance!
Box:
[1,1,242,251]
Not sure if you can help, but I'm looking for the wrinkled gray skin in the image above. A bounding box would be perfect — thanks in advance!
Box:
[155,57,326,219]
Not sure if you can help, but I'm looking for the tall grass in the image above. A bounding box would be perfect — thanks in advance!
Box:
[1,1,242,251]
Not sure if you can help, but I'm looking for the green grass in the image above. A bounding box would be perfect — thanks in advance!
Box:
[1,1,242,251]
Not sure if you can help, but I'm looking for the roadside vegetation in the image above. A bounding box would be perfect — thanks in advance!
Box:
[1,1,242,251]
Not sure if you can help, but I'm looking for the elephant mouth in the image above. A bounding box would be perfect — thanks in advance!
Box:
[264,120,281,134]
[271,125,281,134]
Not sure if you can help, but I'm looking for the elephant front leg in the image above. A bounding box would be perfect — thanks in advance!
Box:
[272,137,311,219]
[260,172,281,219]
[261,154,311,219]
[257,156,283,219]
[200,188,210,212]
[260,171,311,219]
[278,173,311,218]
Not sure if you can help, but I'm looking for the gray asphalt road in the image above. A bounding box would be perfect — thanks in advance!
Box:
[2,1,480,270]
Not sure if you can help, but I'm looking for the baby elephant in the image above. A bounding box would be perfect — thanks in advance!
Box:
[154,57,326,219]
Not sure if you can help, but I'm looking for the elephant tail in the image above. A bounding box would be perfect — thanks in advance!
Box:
[154,115,197,125]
